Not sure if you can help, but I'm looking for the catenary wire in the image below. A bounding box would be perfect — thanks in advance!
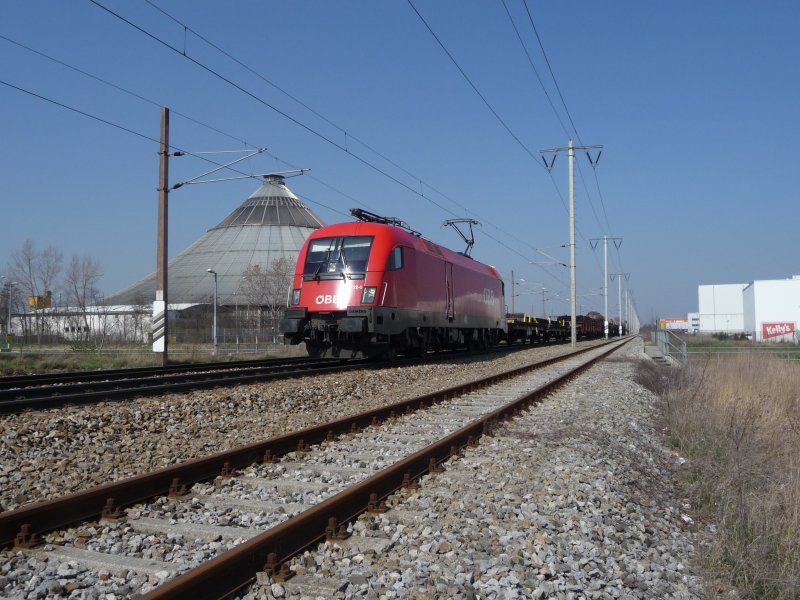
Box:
[138,0,565,266]
[86,0,572,286]
[522,0,615,238]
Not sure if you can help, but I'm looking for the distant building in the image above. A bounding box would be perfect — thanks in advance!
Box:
[687,312,699,334]
[743,276,800,342]
[697,283,747,334]
[660,317,688,332]
[108,174,324,306]
[9,175,326,346]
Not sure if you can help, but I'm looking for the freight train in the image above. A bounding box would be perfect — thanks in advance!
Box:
[279,209,605,358]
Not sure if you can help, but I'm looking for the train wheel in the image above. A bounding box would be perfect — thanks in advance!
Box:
[417,335,428,358]
[305,341,322,358]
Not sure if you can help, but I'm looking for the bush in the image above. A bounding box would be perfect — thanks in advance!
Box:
[69,341,97,352]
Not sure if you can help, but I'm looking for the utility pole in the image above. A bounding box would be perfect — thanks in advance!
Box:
[568,140,575,346]
[150,106,267,366]
[541,288,547,318]
[154,106,169,366]
[589,236,622,339]
[625,288,630,335]
[207,269,218,354]
[610,272,630,336]
[541,140,603,346]
[511,270,515,313]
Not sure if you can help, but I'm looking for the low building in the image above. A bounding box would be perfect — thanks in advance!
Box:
[660,317,689,332]
[697,283,747,334]
[743,276,800,343]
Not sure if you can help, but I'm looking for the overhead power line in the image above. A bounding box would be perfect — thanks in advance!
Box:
[522,0,582,143]
[0,79,158,145]
[0,78,353,218]
[88,0,466,220]
[83,0,571,286]
[521,0,616,239]
[498,0,570,138]
[139,0,565,269]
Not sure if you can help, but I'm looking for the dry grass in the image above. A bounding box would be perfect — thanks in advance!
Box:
[0,343,306,375]
[642,355,800,599]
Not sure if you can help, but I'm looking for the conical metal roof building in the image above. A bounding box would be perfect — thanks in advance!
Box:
[108,174,324,306]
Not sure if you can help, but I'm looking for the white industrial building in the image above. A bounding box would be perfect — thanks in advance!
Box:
[697,283,747,334]
[743,276,800,342]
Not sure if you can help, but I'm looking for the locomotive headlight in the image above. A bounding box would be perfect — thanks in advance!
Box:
[291,288,301,305]
[361,286,377,304]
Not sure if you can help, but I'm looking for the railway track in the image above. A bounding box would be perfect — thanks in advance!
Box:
[0,355,318,388]
[0,356,360,414]
[0,338,629,598]
[0,342,554,414]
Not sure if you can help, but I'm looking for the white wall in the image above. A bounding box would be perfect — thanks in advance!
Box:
[745,277,800,342]
[688,312,700,333]
[697,283,747,333]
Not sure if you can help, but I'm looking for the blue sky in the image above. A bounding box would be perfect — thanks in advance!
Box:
[2,1,798,322]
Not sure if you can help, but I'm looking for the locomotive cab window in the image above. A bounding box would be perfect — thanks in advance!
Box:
[386,246,403,271]
[304,236,373,279]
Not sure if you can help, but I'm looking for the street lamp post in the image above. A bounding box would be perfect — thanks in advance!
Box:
[207,269,218,355]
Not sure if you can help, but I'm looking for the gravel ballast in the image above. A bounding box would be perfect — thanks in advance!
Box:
[242,338,707,599]
[0,339,708,599]
[0,345,583,512]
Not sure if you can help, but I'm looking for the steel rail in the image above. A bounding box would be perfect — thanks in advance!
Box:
[0,339,624,549]
[0,336,568,390]
[0,357,351,400]
[146,338,631,599]
[0,355,317,388]
[0,342,541,414]
[0,360,360,414]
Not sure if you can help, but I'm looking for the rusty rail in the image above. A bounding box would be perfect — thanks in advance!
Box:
[0,340,626,564]
[0,341,534,414]
[146,338,629,599]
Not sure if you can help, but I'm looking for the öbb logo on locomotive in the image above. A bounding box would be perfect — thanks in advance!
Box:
[315,294,340,305]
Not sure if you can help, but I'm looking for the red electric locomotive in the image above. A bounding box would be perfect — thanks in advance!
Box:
[280,209,506,358]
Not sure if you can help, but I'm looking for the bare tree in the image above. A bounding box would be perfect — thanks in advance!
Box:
[64,255,102,341]
[131,292,150,343]
[265,256,295,318]
[8,239,63,341]
[239,257,295,333]
[239,263,268,331]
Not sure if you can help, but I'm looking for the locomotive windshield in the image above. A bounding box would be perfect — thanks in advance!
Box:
[303,236,374,279]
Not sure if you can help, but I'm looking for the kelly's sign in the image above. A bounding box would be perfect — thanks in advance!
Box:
[762,322,795,339]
